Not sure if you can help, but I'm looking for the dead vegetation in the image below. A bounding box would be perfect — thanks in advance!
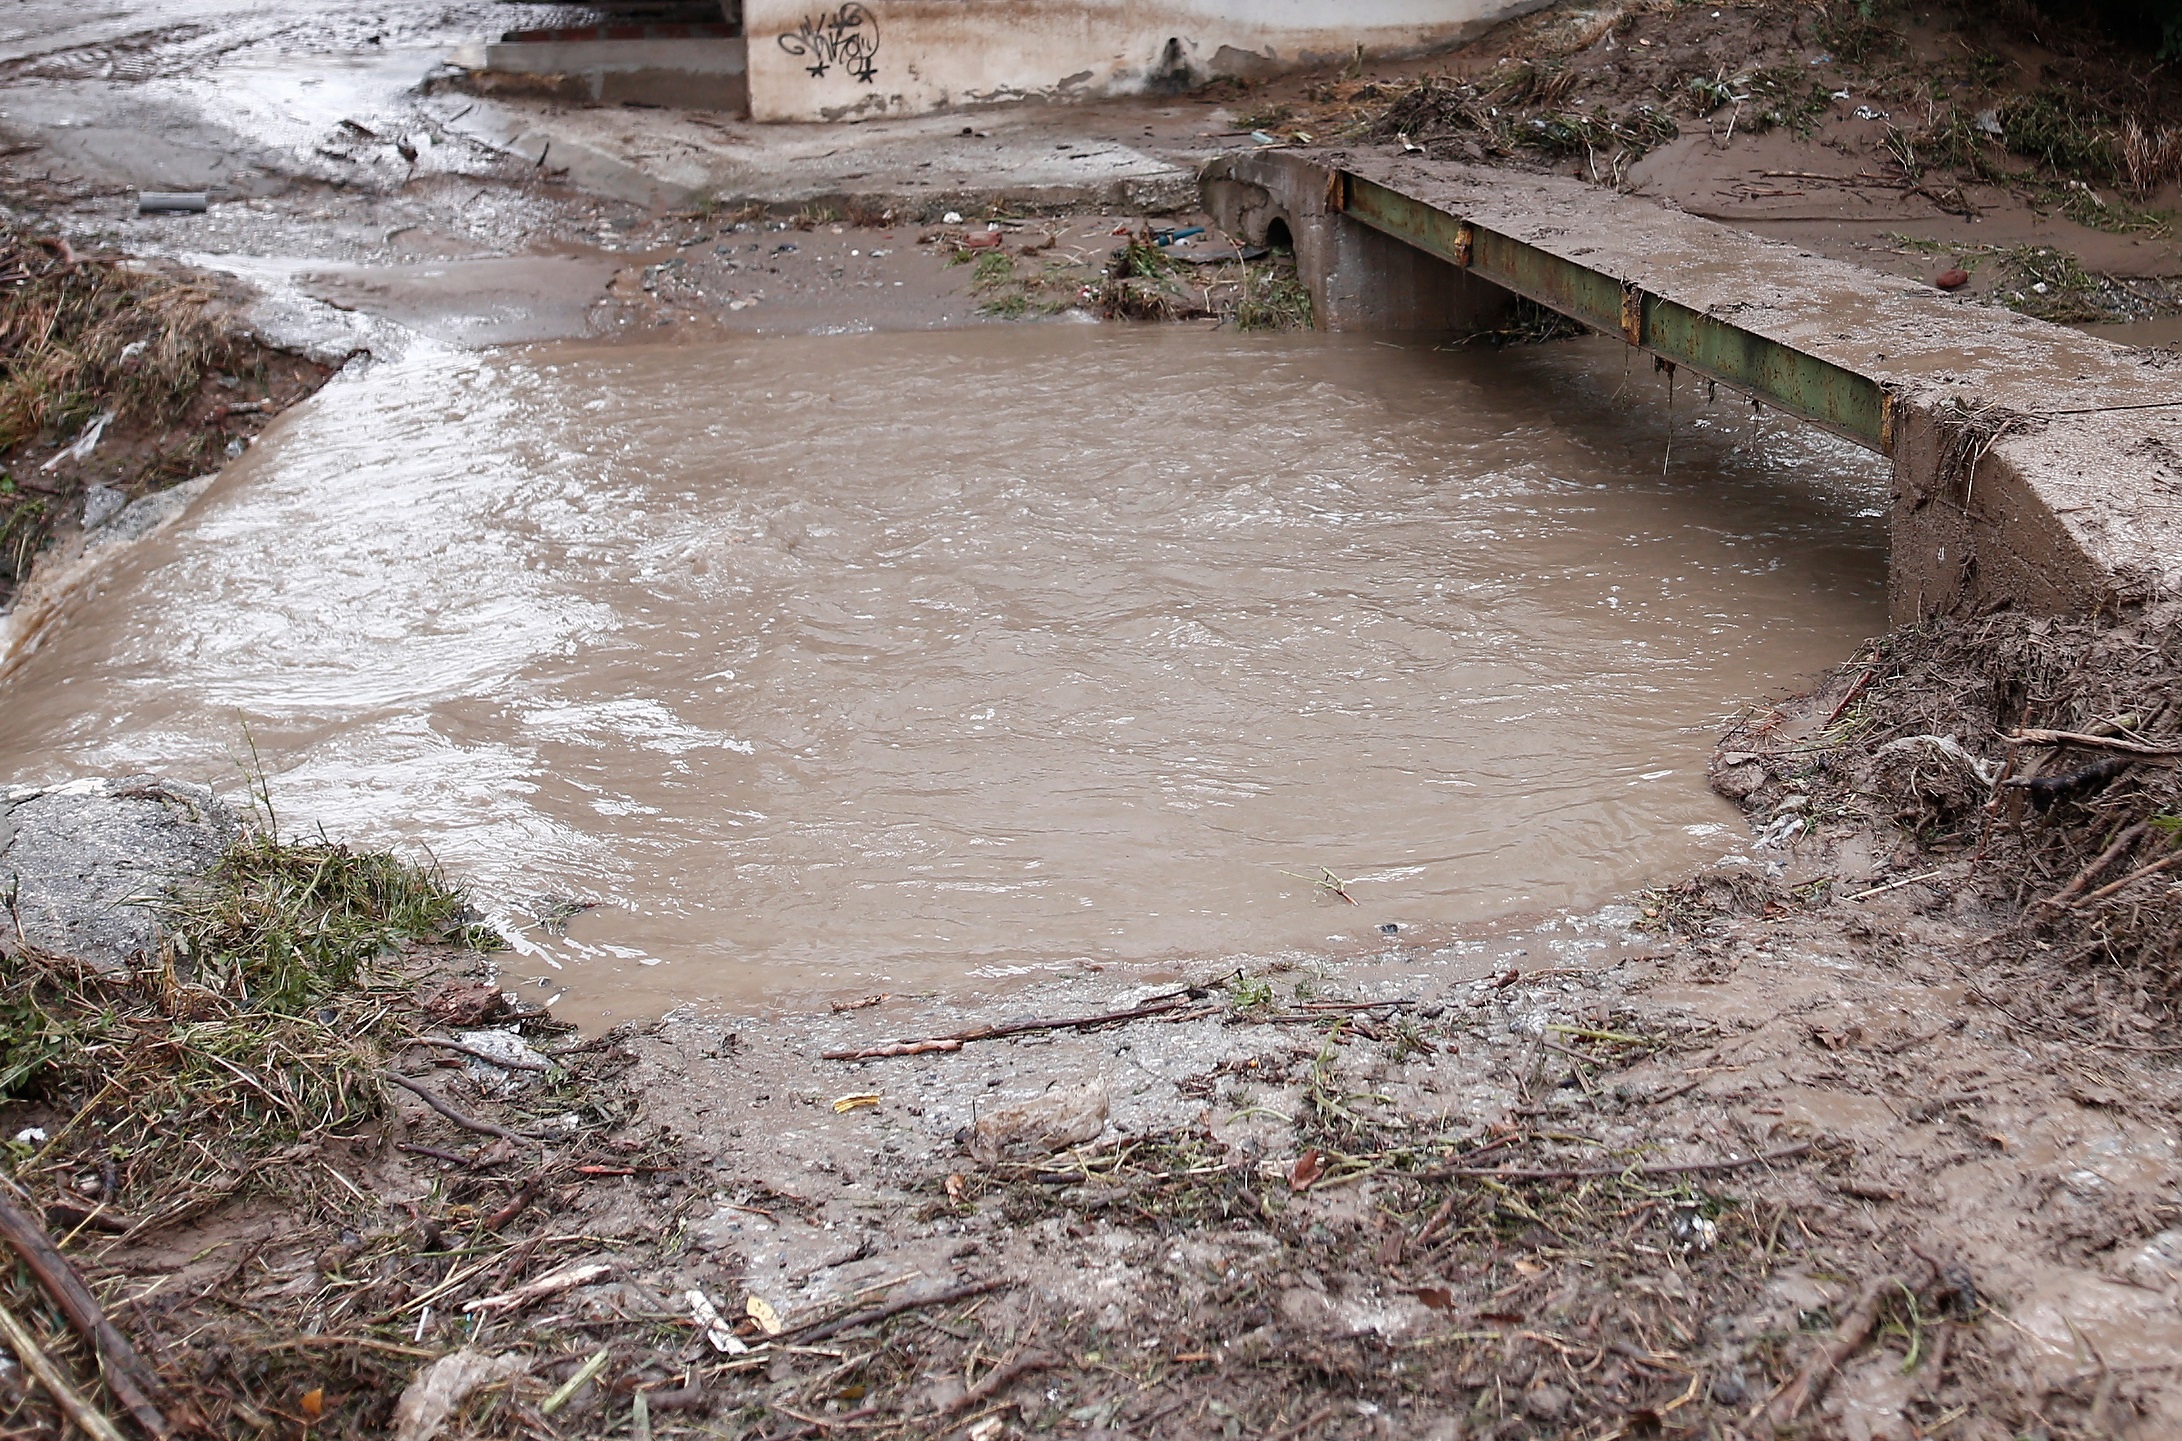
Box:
[1095,235,1312,330]
[701,985,2019,1441]
[0,824,523,1437]
[0,215,321,606]
[1716,604,2182,1044]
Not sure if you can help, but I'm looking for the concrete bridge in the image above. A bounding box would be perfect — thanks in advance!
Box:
[1205,151,2182,623]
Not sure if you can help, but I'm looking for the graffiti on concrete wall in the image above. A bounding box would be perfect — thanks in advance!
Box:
[778,4,881,83]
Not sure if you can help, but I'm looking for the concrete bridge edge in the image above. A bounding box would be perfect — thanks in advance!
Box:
[1202,150,2181,625]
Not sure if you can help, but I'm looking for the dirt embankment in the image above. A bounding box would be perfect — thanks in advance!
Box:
[0,221,329,614]
[1241,0,2182,327]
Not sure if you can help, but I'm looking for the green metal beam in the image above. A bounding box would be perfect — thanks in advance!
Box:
[1333,171,1891,452]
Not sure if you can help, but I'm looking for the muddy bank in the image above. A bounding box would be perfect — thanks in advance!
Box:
[4,608,2182,1439]
[1247,0,2182,326]
[0,216,330,620]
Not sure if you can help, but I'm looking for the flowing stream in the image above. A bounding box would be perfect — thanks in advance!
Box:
[0,327,1889,1020]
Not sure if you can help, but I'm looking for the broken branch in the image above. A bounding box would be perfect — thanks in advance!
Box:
[2072,847,2182,907]
[820,976,1239,1061]
[0,1301,130,1441]
[2004,728,2182,758]
[380,1070,538,1144]
[940,1350,1055,1415]
[0,1190,176,1439]
[782,1278,1011,1346]
[1762,1273,1897,1427]
[405,1037,549,1071]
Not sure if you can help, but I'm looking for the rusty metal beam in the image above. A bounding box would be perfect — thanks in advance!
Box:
[1332,171,1892,452]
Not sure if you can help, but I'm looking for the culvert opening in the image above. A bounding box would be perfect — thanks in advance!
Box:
[0,327,1889,1021]
[1264,216,1294,251]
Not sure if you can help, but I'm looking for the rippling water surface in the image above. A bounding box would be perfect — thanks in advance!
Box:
[0,328,1888,1017]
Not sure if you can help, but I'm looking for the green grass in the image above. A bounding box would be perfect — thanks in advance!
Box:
[1519,105,1679,159]
[1,826,501,1231]
[1992,244,2111,322]
[2001,91,2124,185]
[1692,68,1833,138]
[1814,0,1904,64]
[970,249,1016,291]
[165,829,493,1012]
[2054,184,2172,236]
[1229,263,1313,331]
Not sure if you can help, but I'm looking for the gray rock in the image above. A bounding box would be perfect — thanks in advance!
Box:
[0,776,240,970]
[81,483,129,531]
[83,477,216,556]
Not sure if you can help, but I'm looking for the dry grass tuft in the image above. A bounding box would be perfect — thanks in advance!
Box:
[1720,607,2182,1034]
[0,221,235,456]
[1,828,495,1236]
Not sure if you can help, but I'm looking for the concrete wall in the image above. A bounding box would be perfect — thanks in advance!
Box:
[743,0,1544,122]
[1204,149,1514,334]
[485,38,750,112]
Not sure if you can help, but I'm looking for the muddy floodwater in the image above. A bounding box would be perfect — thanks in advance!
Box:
[0,328,1888,1018]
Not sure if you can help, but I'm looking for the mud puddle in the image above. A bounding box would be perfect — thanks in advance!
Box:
[0,328,1887,1020]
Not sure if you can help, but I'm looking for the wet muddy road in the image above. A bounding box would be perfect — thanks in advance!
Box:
[0,328,1887,1019]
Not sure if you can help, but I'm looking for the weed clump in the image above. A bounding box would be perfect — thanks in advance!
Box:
[1718,607,2182,1036]
[166,829,495,1012]
[0,828,497,1232]
[0,220,235,459]
[1229,263,1313,330]
[1098,238,1193,321]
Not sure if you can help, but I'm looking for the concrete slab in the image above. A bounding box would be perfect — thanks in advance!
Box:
[1205,149,2182,622]
[431,94,1197,213]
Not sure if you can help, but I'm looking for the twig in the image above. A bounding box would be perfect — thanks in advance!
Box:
[1413,1193,1459,1249]
[0,1191,176,1438]
[0,1302,130,1441]
[1286,999,1416,1013]
[1761,1274,1896,1426]
[1821,665,1876,730]
[1417,1142,1811,1183]
[1845,868,1951,901]
[1266,1401,1345,1441]
[380,1071,538,1144]
[2072,848,2182,907]
[820,976,1236,1062]
[258,1335,442,1357]
[940,1350,1055,1415]
[396,1142,480,1167]
[2004,728,2182,758]
[2036,822,2148,910]
[484,1172,546,1230]
[822,1039,962,1060]
[782,1278,1010,1346]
